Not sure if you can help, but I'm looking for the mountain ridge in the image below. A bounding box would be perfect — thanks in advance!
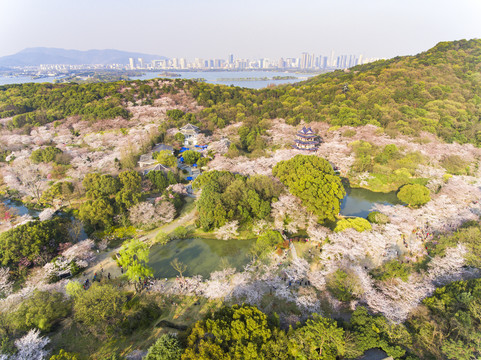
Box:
[0,47,167,67]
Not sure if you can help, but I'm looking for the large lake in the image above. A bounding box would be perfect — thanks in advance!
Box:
[0,70,318,89]
[132,70,317,89]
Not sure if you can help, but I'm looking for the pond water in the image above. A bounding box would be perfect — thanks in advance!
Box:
[340,187,400,218]
[148,237,254,279]
[2,199,40,217]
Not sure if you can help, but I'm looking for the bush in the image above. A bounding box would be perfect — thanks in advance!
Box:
[334,217,372,232]
[170,226,192,240]
[441,155,468,175]
[251,230,284,258]
[326,269,363,301]
[30,146,63,164]
[145,334,182,360]
[73,283,126,336]
[342,129,356,137]
[397,184,430,207]
[9,291,71,332]
[367,211,390,224]
[49,350,79,360]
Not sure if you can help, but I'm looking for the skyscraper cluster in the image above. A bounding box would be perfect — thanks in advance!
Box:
[128,52,381,71]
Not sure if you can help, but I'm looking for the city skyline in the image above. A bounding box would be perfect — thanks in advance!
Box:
[28,50,382,74]
[1,0,480,60]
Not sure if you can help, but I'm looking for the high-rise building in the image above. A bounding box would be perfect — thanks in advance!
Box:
[300,52,309,69]
[329,50,335,67]
[129,57,135,70]
[179,58,187,69]
[228,54,234,64]
[358,54,363,65]
[138,58,144,69]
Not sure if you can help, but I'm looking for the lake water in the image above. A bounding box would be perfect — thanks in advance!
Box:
[148,237,254,278]
[0,71,318,89]
[0,75,59,86]
[132,70,317,89]
[340,187,400,218]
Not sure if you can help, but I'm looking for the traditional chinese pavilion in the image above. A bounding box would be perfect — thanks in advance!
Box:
[293,126,320,151]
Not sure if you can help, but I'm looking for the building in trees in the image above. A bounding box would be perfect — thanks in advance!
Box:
[293,126,321,151]
[141,163,170,176]
[138,144,174,169]
[180,124,201,146]
[152,144,174,153]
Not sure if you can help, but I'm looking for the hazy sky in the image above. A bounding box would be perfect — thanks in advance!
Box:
[1,0,480,60]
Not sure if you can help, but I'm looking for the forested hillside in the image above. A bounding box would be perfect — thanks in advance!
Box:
[189,39,481,145]
[1,40,481,146]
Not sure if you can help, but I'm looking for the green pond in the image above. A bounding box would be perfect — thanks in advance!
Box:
[148,237,255,279]
[148,187,400,279]
[340,187,401,218]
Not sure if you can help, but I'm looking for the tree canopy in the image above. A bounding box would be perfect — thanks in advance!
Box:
[397,184,430,207]
[182,304,288,360]
[117,238,153,291]
[0,218,69,272]
[272,155,345,223]
[193,170,282,231]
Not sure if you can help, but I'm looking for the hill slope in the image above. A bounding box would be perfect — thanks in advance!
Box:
[188,39,481,145]
[1,39,480,146]
[0,47,167,66]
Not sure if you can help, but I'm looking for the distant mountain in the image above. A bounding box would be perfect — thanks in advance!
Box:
[0,48,168,67]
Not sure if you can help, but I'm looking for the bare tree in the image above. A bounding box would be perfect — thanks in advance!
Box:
[170,258,187,279]
[69,219,84,242]
[13,161,49,203]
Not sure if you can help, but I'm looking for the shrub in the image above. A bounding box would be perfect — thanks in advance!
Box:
[326,269,363,301]
[334,217,372,232]
[342,129,356,137]
[145,334,182,360]
[367,211,390,224]
[9,291,71,332]
[441,155,468,175]
[397,184,430,207]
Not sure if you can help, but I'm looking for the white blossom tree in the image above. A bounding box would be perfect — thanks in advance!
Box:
[129,201,175,228]
[0,268,12,298]
[12,329,50,360]
[216,221,239,240]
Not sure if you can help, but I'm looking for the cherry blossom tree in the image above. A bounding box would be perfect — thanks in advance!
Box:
[12,329,50,360]
[271,194,308,233]
[216,221,239,240]
[0,268,12,298]
[167,183,188,195]
[129,201,175,228]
